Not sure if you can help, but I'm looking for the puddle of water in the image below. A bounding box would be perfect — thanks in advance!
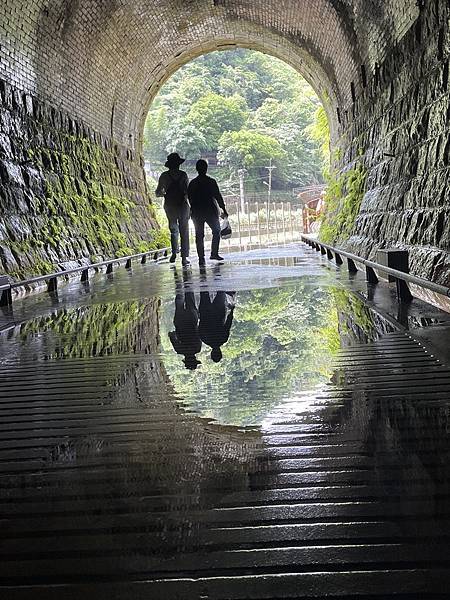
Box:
[0,267,395,429]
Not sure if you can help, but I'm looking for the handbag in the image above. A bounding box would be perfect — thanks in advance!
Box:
[220,217,232,239]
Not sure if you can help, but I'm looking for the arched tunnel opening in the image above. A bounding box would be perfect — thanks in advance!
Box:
[2,3,450,598]
[143,47,330,248]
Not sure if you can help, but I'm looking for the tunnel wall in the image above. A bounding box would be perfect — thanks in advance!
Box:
[0,0,446,282]
[339,2,450,284]
[0,78,157,278]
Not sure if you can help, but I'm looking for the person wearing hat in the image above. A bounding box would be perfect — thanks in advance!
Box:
[168,290,202,370]
[155,152,190,266]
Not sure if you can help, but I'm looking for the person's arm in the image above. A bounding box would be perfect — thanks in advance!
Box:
[212,180,227,216]
[180,172,189,199]
[168,331,182,354]
[155,173,166,198]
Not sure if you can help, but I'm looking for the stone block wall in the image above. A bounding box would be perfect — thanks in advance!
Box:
[0,78,158,279]
[337,1,450,285]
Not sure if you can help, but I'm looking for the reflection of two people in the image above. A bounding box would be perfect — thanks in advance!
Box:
[169,281,235,370]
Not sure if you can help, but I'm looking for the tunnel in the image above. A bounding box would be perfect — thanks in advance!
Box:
[2,2,450,599]
[3,1,447,282]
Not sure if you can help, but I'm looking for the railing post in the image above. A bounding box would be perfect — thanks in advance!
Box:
[273,202,278,244]
[106,263,113,274]
[0,277,12,307]
[247,201,252,245]
[125,258,132,269]
[47,277,58,293]
[320,246,326,255]
[141,255,147,264]
[365,265,379,284]
[347,257,358,272]
[236,199,242,248]
[396,278,413,303]
[335,252,343,265]
[256,202,262,246]
[326,248,333,260]
[377,249,413,303]
[81,269,89,282]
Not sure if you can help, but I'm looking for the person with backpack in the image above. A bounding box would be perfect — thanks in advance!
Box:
[155,153,190,266]
[188,159,228,265]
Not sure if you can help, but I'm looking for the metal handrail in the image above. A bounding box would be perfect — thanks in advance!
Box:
[301,234,450,300]
[0,246,170,306]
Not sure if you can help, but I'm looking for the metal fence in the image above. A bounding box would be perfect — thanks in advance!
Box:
[193,199,304,250]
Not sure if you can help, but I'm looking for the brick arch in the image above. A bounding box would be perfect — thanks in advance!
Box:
[132,35,342,154]
[1,0,419,147]
[6,0,361,145]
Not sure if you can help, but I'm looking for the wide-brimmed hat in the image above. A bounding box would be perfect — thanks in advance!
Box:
[165,152,185,168]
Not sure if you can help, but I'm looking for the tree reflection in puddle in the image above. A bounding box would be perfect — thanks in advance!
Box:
[160,281,343,428]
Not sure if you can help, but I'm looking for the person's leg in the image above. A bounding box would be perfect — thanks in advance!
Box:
[178,204,190,261]
[164,205,179,258]
[193,216,206,263]
[206,214,221,258]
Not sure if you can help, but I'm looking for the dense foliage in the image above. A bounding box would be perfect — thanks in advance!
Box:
[144,49,327,192]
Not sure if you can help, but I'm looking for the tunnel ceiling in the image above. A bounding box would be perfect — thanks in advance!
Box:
[1,0,419,149]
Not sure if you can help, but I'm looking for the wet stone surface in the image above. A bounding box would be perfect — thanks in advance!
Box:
[1,244,450,598]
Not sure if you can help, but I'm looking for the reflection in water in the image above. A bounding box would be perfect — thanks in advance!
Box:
[161,279,341,427]
[169,291,202,370]
[168,268,236,370]
[199,291,235,363]
[1,261,450,595]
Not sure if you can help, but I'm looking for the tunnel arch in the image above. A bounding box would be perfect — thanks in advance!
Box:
[135,36,341,156]
[1,0,420,148]
[29,0,362,150]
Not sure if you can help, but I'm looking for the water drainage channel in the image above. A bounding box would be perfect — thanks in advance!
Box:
[1,244,450,598]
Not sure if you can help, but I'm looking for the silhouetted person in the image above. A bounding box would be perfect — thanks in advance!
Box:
[199,291,235,362]
[188,159,228,266]
[168,291,202,370]
[156,152,190,267]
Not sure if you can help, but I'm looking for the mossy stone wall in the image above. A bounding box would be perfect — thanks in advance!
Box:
[327,2,450,285]
[0,78,159,279]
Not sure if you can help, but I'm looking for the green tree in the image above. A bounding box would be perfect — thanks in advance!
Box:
[143,106,168,162]
[165,117,207,159]
[217,129,286,177]
[186,93,248,150]
[143,49,326,187]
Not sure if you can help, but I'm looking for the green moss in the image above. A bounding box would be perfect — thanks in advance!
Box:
[10,134,164,278]
[319,162,366,244]
[18,301,153,358]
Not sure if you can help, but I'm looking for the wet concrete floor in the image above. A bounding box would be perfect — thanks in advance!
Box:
[1,244,450,598]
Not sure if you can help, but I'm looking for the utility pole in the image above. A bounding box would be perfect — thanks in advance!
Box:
[238,168,246,214]
[265,159,276,203]
[264,159,276,242]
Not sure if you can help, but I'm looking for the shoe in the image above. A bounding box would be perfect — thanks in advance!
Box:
[181,257,191,267]
[210,255,224,261]
[169,254,176,263]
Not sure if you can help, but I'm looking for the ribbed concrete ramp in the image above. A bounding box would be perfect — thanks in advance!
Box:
[1,330,450,598]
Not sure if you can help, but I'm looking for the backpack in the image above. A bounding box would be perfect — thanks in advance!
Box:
[165,173,185,207]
